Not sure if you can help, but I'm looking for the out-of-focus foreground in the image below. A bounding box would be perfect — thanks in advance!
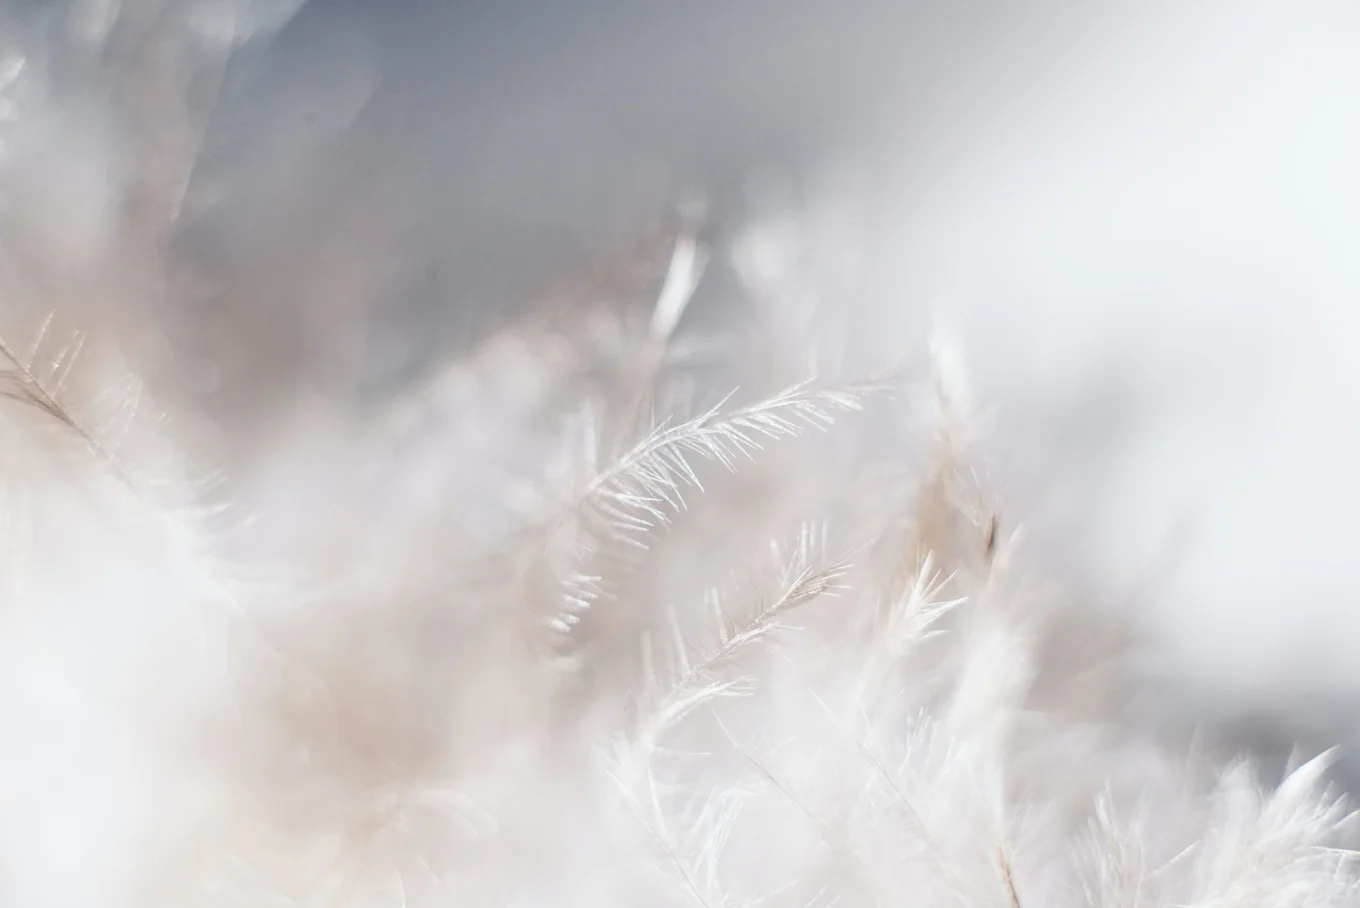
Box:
[3,1,1360,905]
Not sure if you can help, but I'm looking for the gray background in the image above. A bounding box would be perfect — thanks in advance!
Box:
[174,0,1360,766]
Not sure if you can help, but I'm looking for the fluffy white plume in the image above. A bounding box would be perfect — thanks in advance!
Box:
[1,2,1359,907]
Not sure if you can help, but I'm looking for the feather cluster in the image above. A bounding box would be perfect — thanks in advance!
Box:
[0,2,1356,907]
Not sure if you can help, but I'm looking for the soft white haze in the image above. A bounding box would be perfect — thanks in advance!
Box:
[4,1,1360,905]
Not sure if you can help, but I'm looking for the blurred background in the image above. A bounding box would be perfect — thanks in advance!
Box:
[18,0,1360,767]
